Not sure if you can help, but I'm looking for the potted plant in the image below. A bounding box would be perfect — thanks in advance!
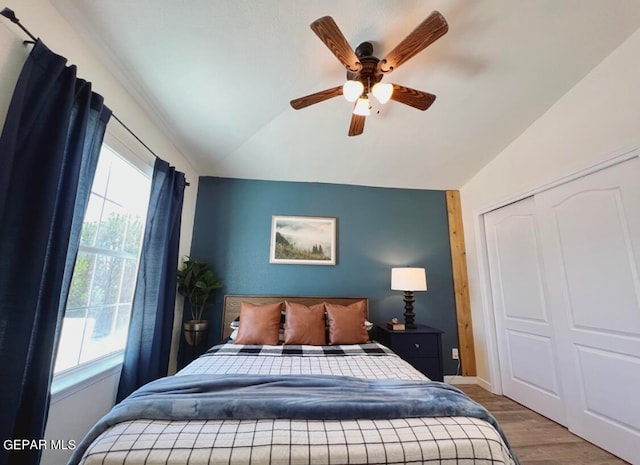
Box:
[177,257,222,346]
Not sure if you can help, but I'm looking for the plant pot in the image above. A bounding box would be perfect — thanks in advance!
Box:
[184,320,209,347]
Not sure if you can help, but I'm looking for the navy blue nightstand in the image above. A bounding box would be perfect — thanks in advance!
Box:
[376,324,444,382]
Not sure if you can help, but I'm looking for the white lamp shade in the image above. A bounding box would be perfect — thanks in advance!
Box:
[391,267,427,291]
[353,96,370,116]
[371,82,393,104]
[342,80,364,102]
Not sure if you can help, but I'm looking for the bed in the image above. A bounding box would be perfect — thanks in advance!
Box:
[70,295,519,465]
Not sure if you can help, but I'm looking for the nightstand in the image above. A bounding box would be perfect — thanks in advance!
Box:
[376,324,444,381]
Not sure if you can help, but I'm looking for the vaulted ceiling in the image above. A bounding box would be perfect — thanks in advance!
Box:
[52,0,640,189]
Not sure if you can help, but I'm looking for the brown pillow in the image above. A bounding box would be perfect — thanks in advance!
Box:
[234,301,284,345]
[284,302,326,345]
[325,301,369,345]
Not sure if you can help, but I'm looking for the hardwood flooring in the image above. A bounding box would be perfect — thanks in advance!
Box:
[458,385,629,465]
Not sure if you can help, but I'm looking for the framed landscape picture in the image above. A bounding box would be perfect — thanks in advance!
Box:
[270,215,336,265]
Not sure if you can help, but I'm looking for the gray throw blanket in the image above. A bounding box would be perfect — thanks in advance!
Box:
[68,374,519,465]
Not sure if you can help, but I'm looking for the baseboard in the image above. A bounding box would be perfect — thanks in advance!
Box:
[444,375,477,385]
[475,376,495,392]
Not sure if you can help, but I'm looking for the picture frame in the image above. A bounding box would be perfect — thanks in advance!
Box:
[270,215,336,265]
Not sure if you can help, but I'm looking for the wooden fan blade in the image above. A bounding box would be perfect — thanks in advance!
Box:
[311,16,362,72]
[290,86,343,110]
[390,84,436,111]
[378,11,448,74]
[348,113,366,136]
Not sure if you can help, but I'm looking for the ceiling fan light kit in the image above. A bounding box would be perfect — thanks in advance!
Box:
[371,82,393,104]
[353,96,371,116]
[342,80,364,102]
[290,11,448,136]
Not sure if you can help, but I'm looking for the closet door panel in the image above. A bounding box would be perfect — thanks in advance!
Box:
[484,197,566,425]
[551,189,640,333]
[536,156,640,464]
[576,346,640,430]
[506,330,560,394]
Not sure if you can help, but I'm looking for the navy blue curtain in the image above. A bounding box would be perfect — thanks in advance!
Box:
[116,158,186,402]
[0,40,111,465]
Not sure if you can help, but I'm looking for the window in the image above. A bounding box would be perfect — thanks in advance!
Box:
[54,145,151,374]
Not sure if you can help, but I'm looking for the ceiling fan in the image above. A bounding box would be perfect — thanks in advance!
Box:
[290,11,448,136]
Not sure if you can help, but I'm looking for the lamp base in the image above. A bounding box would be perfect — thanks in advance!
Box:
[403,291,417,329]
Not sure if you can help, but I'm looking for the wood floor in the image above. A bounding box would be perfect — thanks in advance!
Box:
[458,385,629,465]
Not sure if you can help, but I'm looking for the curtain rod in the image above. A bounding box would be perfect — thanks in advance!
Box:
[1,7,190,186]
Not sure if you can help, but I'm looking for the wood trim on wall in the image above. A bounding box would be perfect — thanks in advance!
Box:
[446,190,477,376]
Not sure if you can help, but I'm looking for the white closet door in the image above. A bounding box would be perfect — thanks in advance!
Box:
[535,156,640,464]
[484,197,566,425]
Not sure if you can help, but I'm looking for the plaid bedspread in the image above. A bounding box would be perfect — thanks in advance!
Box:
[76,342,518,465]
[203,342,394,357]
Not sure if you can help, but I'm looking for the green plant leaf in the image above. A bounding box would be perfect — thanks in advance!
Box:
[176,256,222,321]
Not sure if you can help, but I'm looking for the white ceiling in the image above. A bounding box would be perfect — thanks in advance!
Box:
[52,0,640,190]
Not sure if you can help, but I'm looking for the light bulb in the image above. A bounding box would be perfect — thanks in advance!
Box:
[372,82,393,104]
[353,97,370,116]
[342,80,364,102]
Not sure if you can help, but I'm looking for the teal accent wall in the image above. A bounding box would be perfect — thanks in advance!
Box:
[188,177,459,374]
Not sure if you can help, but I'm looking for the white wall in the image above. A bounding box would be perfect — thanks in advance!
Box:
[42,373,120,465]
[0,19,25,130]
[460,27,640,391]
[0,1,199,462]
